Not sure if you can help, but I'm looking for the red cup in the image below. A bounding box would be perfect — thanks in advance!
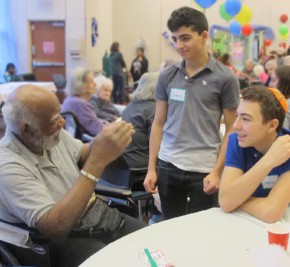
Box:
[267,223,290,251]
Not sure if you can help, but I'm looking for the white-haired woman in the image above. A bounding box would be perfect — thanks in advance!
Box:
[122,72,163,224]
[89,75,120,122]
[61,68,105,136]
[122,72,158,173]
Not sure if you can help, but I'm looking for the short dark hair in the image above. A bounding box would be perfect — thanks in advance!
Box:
[167,7,208,34]
[241,86,285,133]
[219,53,231,65]
[276,65,290,98]
[110,42,119,53]
[6,63,15,71]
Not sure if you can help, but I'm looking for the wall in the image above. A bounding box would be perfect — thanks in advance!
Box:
[10,0,88,81]
[9,0,290,81]
[85,0,113,73]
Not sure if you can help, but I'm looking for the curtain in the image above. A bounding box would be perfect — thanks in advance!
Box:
[0,0,18,83]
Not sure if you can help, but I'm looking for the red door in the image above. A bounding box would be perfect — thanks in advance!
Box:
[31,21,66,81]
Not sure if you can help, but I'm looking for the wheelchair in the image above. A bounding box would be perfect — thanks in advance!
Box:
[0,185,135,266]
[0,220,55,266]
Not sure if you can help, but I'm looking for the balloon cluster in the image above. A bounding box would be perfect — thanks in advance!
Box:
[218,0,253,37]
[279,14,289,41]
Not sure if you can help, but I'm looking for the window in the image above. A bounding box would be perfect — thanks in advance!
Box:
[0,0,18,82]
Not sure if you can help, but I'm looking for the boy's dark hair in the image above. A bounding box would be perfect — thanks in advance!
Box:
[241,86,285,133]
[276,65,290,98]
[167,7,208,34]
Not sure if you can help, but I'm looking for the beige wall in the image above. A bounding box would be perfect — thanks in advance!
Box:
[86,0,113,73]
[9,0,290,81]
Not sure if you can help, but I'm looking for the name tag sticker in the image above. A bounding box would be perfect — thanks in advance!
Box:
[262,175,279,189]
[170,88,186,102]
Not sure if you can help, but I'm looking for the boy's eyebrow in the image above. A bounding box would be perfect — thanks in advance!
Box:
[173,33,191,38]
[239,112,253,118]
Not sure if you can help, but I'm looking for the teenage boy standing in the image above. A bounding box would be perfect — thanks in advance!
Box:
[143,7,240,219]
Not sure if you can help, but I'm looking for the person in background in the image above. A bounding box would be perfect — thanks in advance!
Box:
[276,47,286,67]
[110,42,128,104]
[240,59,256,81]
[274,65,290,128]
[143,7,240,220]
[122,72,162,224]
[283,55,290,66]
[219,86,290,223]
[252,64,268,85]
[239,59,256,89]
[264,59,277,87]
[0,85,145,267]
[61,68,105,136]
[130,47,149,89]
[4,62,20,82]
[89,75,120,123]
[219,53,239,75]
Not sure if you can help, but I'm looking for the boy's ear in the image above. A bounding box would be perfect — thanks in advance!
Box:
[201,31,208,40]
[268,118,279,133]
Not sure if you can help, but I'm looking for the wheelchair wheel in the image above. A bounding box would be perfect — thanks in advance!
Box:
[0,242,20,266]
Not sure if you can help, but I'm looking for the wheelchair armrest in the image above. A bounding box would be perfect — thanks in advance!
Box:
[95,184,132,199]
[0,221,34,248]
[81,133,94,143]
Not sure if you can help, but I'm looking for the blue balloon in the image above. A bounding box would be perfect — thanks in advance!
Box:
[225,0,242,16]
[195,0,217,9]
[229,21,241,36]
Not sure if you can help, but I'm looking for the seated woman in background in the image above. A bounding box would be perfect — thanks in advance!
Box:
[252,64,268,85]
[89,75,120,122]
[4,63,20,82]
[239,59,255,81]
[219,53,239,75]
[122,71,162,224]
[264,59,277,87]
[122,72,159,177]
[274,65,290,128]
[61,68,105,136]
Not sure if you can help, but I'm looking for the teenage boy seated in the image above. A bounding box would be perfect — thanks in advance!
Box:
[219,86,290,223]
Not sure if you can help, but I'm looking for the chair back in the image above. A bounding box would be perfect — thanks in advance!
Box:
[100,155,131,189]
[52,74,66,89]
[61,112,84,140]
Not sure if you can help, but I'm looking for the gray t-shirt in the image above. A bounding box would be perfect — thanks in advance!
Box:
[155,56,240,172]
[122,100,155,169]
[0,129,83,227]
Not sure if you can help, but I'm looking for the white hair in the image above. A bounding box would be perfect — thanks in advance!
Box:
[2,99,39,135]
[283,55,290,66]
[66,68,91,96]
[253,65,265,77]
[94,75,113,93]
[131,72,159,101]
[277,46,286,56]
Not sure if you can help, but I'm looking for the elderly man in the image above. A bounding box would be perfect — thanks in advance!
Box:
[0,85,145,267]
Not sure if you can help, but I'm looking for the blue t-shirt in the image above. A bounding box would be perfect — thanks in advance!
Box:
[225,129,290,197]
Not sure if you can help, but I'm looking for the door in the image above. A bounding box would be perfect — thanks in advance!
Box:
[31,21,65,81]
